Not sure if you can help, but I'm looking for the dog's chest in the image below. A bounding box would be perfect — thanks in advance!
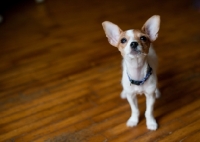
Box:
[130,85,144,95]
[123,81,145,95]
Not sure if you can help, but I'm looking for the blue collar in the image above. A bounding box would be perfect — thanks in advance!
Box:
[127,64,153,86]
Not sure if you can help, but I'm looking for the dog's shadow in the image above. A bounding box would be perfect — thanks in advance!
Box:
[151,69,197,126]
[137,69,196,126]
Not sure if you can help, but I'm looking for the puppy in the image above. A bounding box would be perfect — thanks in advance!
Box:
[102,15,160,130]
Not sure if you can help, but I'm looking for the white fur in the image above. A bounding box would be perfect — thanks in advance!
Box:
[102,15,161,130]
[121,46,159,130]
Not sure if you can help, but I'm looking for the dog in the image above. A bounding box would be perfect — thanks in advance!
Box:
[102,15,161,130]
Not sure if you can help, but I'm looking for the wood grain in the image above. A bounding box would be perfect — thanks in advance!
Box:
[0,0,200,141]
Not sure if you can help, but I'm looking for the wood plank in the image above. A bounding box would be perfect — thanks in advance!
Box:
[159,119,200,142]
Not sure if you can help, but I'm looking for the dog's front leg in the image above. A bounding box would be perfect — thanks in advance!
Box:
[145,94,157,130]
[126,93,139,127]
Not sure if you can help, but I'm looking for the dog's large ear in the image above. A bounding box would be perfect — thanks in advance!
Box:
[102,21,122,47]
[142,15,160,42]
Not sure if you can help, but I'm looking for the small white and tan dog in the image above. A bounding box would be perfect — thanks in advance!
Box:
[102,15,161,130]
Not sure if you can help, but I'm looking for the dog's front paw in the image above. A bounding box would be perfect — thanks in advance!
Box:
[120,90,127,99]
[146,118,157,130]
[126,117,138,127]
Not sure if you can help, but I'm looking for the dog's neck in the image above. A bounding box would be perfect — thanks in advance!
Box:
[124,55,148,81]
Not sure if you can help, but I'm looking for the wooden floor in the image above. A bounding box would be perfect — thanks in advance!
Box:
[0,0,200,141]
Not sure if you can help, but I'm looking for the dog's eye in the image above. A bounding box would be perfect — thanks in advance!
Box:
[121,38,127,44]
[140,36,147,41]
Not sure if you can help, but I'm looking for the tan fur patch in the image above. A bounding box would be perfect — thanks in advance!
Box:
[117,31,131,57]
[133,30,151,54]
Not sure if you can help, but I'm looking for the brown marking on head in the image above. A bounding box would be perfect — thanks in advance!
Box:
[133,29,151,54]
[117,31,131,57]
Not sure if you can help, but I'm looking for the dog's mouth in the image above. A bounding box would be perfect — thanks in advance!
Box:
[132,49,146,55]
[133,49,142,54]
[128,50,147,58]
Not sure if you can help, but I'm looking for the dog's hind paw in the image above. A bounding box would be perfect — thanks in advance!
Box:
[155,89,161,99]
[120,90,127,99]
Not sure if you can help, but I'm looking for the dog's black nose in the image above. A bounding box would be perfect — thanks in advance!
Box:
[130,42,138,49]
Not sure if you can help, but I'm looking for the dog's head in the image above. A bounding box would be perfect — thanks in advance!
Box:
[102,15,160,58]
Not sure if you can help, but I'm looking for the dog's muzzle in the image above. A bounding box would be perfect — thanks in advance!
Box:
[130,42,142,54]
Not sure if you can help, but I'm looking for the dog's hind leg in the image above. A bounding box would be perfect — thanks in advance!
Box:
[120,90,127,99]
[155,88,161,99]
